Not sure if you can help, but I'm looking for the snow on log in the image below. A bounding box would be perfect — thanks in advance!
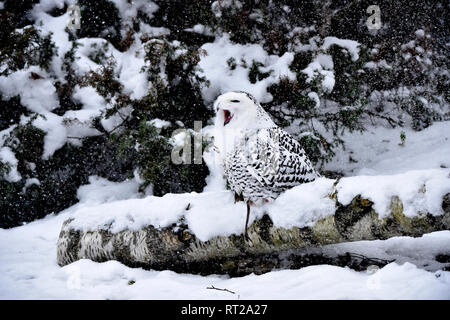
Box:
[57,169,450,275]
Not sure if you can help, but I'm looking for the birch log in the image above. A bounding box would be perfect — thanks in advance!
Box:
[57,188,450,276]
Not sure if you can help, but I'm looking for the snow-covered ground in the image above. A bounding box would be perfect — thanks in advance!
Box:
[1,122,450,299]
[324,121,450,176]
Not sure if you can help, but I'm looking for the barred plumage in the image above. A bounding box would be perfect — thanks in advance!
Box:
[213,91,320,238]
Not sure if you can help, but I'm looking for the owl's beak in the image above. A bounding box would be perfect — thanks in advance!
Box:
[223,109,233,126]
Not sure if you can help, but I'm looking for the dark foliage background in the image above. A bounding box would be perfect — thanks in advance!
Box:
[0,0,448,227]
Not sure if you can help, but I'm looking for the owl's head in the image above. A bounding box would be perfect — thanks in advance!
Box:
[213,91,273,130]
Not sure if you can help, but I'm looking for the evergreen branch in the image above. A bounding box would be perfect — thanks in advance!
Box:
[365,110,404,128]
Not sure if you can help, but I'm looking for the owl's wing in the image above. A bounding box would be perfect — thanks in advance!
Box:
[276,127,305,154]
[245,128,318,190]
[244,128,280,188]
[277,128,319,183]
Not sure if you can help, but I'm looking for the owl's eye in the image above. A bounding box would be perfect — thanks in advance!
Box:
[230,100,240,103]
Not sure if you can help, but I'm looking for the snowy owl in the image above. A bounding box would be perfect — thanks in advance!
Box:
[213,91,319,239]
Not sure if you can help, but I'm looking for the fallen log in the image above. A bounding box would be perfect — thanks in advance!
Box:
[57,171,450,276]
